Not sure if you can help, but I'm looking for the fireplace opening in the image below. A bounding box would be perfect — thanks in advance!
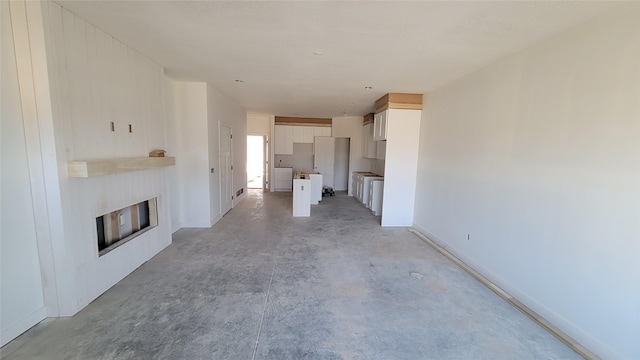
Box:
[96,198,158,256]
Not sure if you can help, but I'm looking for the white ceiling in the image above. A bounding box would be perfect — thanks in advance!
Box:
[55,1,617,118]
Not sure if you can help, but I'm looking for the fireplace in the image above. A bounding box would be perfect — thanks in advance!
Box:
[96,198,158,256]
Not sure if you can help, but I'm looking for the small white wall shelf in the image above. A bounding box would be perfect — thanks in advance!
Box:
[68,156,176,178]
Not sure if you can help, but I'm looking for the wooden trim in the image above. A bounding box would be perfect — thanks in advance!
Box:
[363,113,374,125]
[68,156,175,177]
[275,116,332,127]
[131,204,140,232]
[149,198,158,227]
[105,212,120,246]
[375,93,423,113]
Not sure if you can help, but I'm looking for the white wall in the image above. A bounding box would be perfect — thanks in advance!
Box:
[1,0,47,344]
[247,112,271,135]
[413,6,640,359]
[41,2,172,315]
[164,83,246,230]
[332,116,369,196]
[166,81,211,229]
[207,85,247,209]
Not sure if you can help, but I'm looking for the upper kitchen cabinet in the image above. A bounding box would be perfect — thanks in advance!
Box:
[274,125,294,154]
[373,93,423,141]
[373,111,387,141]
[373,93,423,227]
[274,117,332,154]
[361,113,377,159]
[292,125,331,144]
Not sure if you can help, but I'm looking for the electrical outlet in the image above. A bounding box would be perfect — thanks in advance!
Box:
[119,214,125,226]
[466,233,470,240]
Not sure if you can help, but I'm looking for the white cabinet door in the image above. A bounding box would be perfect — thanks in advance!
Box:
[303,127,315,143]
[308,173,323,204]
[274,167,293,191]
[293,178,311,216]
[274,125,284,154]
[313,137,335,188]
[373,110,387,141]
[293,126,304,143]
[274,125,294,154]
[283,126,293,154]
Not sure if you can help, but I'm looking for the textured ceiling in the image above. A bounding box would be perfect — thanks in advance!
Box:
[55,1,617,118]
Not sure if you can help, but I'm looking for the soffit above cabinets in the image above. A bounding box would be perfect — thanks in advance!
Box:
[275,117,332,127]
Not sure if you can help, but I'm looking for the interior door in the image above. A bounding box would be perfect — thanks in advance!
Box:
[333,138,350,191]
[220,125,233,215]
[313,136,335,188]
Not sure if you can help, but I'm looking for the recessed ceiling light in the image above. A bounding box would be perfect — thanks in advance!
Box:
[364,86,373,90]
[235,79,244,83]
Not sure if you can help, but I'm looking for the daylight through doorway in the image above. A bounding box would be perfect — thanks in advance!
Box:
[247,135,264,189]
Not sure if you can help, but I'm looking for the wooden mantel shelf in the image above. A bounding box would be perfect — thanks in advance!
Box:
[68,156,176,178]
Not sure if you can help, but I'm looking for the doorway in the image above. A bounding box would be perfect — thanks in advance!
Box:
[247,135,265,189]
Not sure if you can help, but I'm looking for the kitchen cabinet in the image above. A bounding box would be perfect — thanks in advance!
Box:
[305,173,323,204]
[303,127,315,143]
[293,173,311,217]
[373,110,388,141]
[274,125,294,154]
[361,123,376,159]
[370,93,422,226]
[380,108,421,226]
[279,125,330,149]
[293,126,304,143]
[352,172,381,204]
[273,167,293,192]
[369,180,384,216]
[362,175,383,207]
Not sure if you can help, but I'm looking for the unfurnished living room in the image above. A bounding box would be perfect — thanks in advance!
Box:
[1,1,638,359]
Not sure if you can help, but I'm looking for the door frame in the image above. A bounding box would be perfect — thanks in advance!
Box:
[220,124,233,215]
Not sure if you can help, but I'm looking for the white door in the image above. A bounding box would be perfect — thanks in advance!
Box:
[220,125,233,215]
[314,136,335,188]
[334,138,350,191]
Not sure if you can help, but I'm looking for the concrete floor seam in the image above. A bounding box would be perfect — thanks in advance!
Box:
[252,257,277,360]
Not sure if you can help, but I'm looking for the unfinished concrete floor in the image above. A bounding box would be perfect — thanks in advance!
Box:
[2,190,581,360]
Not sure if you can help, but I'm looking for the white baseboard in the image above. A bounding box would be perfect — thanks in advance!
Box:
[409,225,617,359]
[210,214,222,227]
